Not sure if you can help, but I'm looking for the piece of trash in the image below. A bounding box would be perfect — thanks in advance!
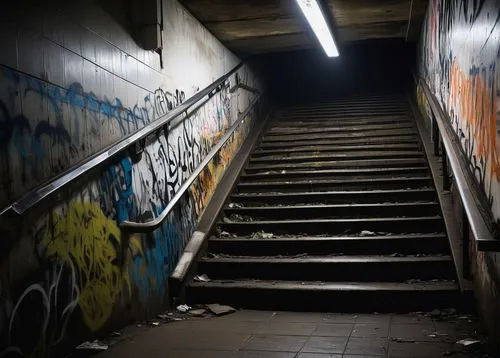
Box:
[207,303,236,316]
[220,231,231,236]
[194,274,211,282]
[281,170,286,174]
[111,331,121,337]
[392,337,416,343]
[360,230,376,236]
[223,217,232,223]
[176,304,191,313]
[456,338,481,347]
[431,309,441,317]
[252,231,274,239]
[189,308,207,316]
[390,253,404,257]
[428,332,448,338]
[151,321,160,326]
[228,203,242,208]
[76,340,109,351]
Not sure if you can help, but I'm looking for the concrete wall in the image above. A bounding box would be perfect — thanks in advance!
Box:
[417,0,500,349]
[0,0,261,356]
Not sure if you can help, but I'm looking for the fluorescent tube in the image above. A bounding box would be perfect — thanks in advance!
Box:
[296,0,339,57]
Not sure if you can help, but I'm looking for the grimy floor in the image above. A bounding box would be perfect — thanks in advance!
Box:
[96,309,485,358]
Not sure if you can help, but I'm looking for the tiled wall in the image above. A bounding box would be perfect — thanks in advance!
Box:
[0,0,262,356]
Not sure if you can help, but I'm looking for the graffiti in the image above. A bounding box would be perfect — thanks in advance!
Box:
[419,0,500,218]
[1,262,79,358]
[38,201,135,332]
[0,54,257,357]
[0,65,188,210]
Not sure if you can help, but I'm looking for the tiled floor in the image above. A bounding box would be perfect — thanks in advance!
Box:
[97,310,484,358]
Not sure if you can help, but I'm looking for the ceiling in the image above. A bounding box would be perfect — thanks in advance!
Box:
[180,0,428,55]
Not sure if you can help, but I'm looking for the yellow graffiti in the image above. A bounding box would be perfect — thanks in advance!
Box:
[41,201,134,332]
[191,120,248,216]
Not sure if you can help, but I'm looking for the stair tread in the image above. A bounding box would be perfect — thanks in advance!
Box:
[234,188,435,197]
[189,280,460,291]
[201,255,453,263]
[238,177,431,185]
[212,233,447,241]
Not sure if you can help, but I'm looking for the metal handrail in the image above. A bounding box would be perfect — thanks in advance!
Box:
[0,62,244,217]
[419,79,500,251]
[120,95,260,232]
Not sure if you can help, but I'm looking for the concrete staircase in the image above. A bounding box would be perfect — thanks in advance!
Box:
[186,95,472,312]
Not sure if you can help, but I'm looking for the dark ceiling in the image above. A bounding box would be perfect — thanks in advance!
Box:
[180,0,428,55]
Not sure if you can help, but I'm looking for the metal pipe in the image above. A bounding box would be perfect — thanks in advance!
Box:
[420,80,499,251]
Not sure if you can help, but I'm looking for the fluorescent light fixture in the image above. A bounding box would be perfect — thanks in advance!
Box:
[296,0,339,57]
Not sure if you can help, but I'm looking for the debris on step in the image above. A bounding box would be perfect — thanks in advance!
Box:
[189,308,208,316]
[252,230,274,239]
[220,231,231,237]
[151,321,160,327]
[223,217,232,223]
[206,303,237,316]
[456,338,481,347]
[228,202,243,208]
[76,340,109,351]
[207,253,220,259]
[176,304,192,313]
[194,274,211,282]
[390,253,405,257]
[360,230,376,236]
[406,278,422,284]
[431,309,442,317]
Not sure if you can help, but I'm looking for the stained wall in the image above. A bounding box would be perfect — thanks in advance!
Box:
[0,0,261,356]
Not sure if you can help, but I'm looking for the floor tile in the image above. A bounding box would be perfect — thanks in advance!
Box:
[389,323,436,342]
[164,331,251,351]
[271,311,324,323]
[243,335,308,352]
[235,351,296,357]
[355,314,392,325]
[157,350,236,358]
[301,336,348,354]
[351,323,389,339]
[322,313,358,323]
[388,342,468,357]
[344,337,388,356]
[217,310,276,322]
[258,322,317,336]
[392,314,433,325]
[313,323,353,337]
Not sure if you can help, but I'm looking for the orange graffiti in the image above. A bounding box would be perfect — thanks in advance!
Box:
[449,57,499,179]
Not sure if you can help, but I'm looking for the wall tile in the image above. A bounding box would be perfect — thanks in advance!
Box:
[43,41,64,87]
[0,21,18,69]
[18,28,44,79]
[63,49,83,87]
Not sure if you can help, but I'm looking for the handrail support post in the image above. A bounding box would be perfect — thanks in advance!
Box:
[442,143,451,191]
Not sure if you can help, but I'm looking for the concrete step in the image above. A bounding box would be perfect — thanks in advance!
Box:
[198,255,455,281]
[231,188,437,205]
[187,280,472,312]
[208,234,450,256]
[236,177,432,192]
[240,167,429,181]
[217,216,445,235]
[223,202,441,219]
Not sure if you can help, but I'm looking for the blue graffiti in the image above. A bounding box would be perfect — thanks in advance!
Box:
[100,157,137,223]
